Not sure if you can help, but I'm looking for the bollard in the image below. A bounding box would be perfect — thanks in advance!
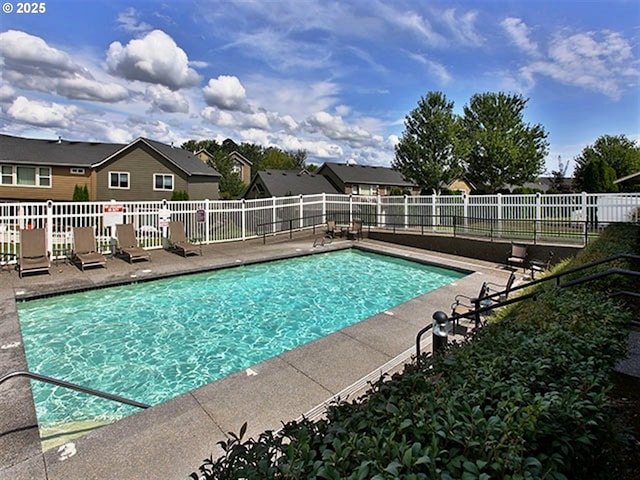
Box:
[432,311,450,354]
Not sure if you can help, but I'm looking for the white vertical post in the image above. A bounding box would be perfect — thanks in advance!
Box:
[463,192,469,233]
[497,193,503,238]
[299,194,304,229]
[46,200,53,258]
[431,193,437,232]
[205,199,211,244]
[272,196,277,235]
[404,194,409,229]
[535,193,542,243]
[322,192,327,224]
[241,199,246,241]
[376,194,382,228]
[349,195,353,223]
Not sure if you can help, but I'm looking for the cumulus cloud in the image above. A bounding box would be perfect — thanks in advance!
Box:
[305,111,377,147]
[202,75,249,111]
[0,84,16,102]
[0,30,128,102]
[521,30,638,99]
[145,85,189,113]
[501,17,540,56]
[106,30,201,90]
[7,96,79,128]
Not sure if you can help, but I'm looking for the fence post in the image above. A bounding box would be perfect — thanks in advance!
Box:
[241,199,246,241]
[204,199,211,244]
[376,194,382,228]
[497,193,503,239]
[299,194,304,230]
[46,200,53,258]
[322,192,327,224]
[463,192,469,234]
[349,194,353,223]
[535,192,541,244]
[404,194,409,230]
[431,193,437,232]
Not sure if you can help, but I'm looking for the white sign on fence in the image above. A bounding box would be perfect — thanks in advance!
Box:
[103,204,124,227]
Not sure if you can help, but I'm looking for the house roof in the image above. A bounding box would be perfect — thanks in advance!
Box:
[0,133,124,167]
[1,134,220,177]
[246,169,340,197]
[614,171,640,185]
[319,162,416,187]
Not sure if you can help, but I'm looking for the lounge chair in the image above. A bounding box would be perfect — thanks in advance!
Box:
[167,221,201,257]
[529,251,554,279]
[18,228,50,278]
[506,243,528,271]
[325,220,336,239]
[451,282,490,331]
[115,224,151,264]
[346,220,363,241]
[72,227,107,271]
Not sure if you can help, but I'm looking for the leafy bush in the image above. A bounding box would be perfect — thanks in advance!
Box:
[191,224,638,480]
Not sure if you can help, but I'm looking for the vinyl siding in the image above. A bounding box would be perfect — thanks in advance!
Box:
[0,165,91,201]
[95,143,189,201]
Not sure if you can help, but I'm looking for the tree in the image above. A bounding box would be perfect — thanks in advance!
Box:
[72,184,89,201]
[392,91,463,193]
[582,157,618,193]
[461,92,548,193]
[212,155,246,199]
[573,134,640,192]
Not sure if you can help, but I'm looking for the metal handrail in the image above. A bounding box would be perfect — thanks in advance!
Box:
[416,254,640,358]
[0,370,150,409]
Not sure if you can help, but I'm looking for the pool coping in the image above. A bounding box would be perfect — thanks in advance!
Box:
[1,236,513,480]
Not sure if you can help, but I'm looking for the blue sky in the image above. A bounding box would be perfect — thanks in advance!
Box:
[0,0,638,174]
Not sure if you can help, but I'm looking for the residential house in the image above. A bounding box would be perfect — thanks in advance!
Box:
[0,134,221,201]
[317,162,420,196]
[244,169,340,199]
[614,171,640,191]
[195,149,253,185]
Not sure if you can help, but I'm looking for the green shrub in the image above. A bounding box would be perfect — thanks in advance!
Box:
[191,224,638,480]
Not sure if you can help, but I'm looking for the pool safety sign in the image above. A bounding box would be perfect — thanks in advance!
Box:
[103,204,124,227]
[159,208,171,228]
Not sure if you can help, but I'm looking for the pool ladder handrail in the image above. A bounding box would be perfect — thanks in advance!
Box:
[0,370,150,410]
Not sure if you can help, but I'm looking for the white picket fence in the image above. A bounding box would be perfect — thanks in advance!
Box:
[1,192,639,262]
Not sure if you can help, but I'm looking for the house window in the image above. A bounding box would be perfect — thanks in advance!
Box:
[109,171,129,189]
[1,165,12,185]
[70,168,85,175]
[154,173,174,191]
[0,165,51,187]
[231,163,241,175]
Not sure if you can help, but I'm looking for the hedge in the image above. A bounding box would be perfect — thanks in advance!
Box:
[191,223,638,480]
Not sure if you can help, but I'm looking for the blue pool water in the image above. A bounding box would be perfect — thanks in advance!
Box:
[18,249,464,430]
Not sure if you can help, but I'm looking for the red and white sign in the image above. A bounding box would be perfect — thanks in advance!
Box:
[103,204,125,227]
[103,204,124,213]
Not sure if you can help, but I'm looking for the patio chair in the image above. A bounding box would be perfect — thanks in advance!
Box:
[325,220,336,239]
[451,282,490,332]
[115,224,151,264]
[18,228,50,278]
[167,221,201,257]
[346,220,363,241]
[529,251,554,279]
[72,227,107,271]
[506,243,528,271]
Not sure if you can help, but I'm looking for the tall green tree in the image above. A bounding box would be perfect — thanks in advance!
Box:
[461,92,548,193]
[573,134,640,192]
[582,157,618,193]
[392,91,463,193]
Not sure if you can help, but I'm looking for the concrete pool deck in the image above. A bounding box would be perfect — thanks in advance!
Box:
[1,234,514,480]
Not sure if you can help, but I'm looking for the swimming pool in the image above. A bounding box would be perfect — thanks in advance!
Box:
[17,249,465,434]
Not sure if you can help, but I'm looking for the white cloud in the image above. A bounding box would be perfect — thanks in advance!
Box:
[145,85,189,113]
[522,30,638,99]
[117,7,152,33]
[408,52,452,84]
[200,106,236,127]
[501,17,540,56]
[305,111,376,147]
[7,96,79,128]
[0,84,16,102]
[442,9,483,46]
[106,30,201,90]
[0,30,128,102]
[202,75,248,111]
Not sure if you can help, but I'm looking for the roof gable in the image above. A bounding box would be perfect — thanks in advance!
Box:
[94,138,220,177]
[246,169,340,197]
[319,162,416,187]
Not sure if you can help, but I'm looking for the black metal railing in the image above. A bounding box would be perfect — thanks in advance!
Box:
[416,254,640,359]
[0,370,150,410]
